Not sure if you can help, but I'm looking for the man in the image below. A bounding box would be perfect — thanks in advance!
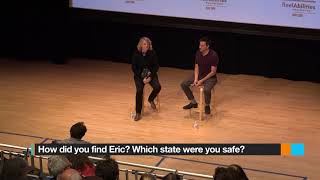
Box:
[181,37,219,115]
[57,122,90,144]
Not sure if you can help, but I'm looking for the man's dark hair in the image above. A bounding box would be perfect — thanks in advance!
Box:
[67,154,93,171]
[95,157,119,180]
[163,172,182,180]
[139,173,156,180]
[84,176,104,180]
[70,122,87,139]
[229,164,248,180]
[199,37,212,47]
[214,167,235,180]
[214,165,249,180]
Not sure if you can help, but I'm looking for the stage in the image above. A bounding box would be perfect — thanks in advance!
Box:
[0,58,319,179]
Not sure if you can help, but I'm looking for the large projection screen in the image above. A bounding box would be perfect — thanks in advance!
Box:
[72,0,320,30]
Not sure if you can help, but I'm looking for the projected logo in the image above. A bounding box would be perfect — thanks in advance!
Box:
[201,0,228,11]
[125,0,144,4]
[281,0,317,17]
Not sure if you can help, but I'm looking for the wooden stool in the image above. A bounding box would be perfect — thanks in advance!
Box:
[141,85,160,115]
[191,86,204,121]
[191,85,216,121]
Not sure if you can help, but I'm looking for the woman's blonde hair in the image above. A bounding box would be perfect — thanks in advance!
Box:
[137,37,153,52]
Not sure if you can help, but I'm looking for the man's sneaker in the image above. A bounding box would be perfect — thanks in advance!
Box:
[183,103,198,109]
[205,105,211,115]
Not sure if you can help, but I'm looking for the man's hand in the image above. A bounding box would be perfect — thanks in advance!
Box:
[192,79,198,86]
[196,79,203,86]
[143,77,152,84]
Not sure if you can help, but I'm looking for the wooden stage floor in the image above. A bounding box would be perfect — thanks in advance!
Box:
[0,58,319,179]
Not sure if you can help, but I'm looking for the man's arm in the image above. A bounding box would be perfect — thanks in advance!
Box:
[194,64,199,84]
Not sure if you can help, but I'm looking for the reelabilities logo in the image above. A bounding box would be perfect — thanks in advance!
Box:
[202,0,228,11]
[282,0,316,10]
[125,0,144,4]
[281,0,317,16]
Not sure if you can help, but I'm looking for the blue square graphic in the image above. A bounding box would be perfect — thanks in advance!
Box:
[291,144,304,156]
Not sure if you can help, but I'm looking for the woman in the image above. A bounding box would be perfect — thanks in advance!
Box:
[132,37,161,121]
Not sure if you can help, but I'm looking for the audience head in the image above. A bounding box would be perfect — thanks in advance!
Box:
[95,157,119,180]
[1,157,31,180]
[0,156,6,178]
[67,154,95,177]
[57,168,82,180]
[214,164,248,180]
[163,172,182,180]
[139,173,156,180]
[84,176,103,180]
[229,164,248,180]
[70,122,87,140]
[48,155,72,177]
[214,167,234,180]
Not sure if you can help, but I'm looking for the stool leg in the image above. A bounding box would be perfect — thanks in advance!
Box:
[212,88,215,115]
[157,94,160,111]
[199,87,204,121]
[142,88,145,115]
